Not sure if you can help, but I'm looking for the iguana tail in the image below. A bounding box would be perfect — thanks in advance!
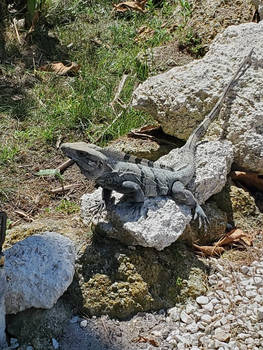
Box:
[185,48,254,152]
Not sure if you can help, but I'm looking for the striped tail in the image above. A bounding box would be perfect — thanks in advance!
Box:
[185,48,253,152]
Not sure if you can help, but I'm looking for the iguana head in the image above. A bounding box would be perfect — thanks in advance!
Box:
[61,142,109,180]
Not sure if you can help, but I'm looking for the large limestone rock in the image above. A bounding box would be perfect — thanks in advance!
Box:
[82,140,233,250]
[67,237,209,319]
[132,22,263,173]
[0,267,7,349]
[4,232,76,314]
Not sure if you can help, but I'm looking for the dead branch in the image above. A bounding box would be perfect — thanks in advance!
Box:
[50,183,81,194]
[56,159,75,174]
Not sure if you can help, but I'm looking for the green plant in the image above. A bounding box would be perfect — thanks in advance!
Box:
[55,199,79,214]
[179,0,192,21]
[0,146,19,165]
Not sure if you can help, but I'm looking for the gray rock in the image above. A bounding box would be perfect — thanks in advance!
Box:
[0,267,7,349]
[132,22,263,173]
[5,232,76,314]
[82,141,232,250]
[7,298,72,350]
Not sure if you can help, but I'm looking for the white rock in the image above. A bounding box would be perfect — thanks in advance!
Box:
[200,314,212,323]
[196,296,209,305]
[185,322,198,333]
[257,306,263,321]
[203,302,214,312]
[80,320,88,328]
[214,328,231,342]
[5,232,76,314]
[52,338,59,349]
[180,310,193,324]
[82,189,192,251]
[133,22,263,173]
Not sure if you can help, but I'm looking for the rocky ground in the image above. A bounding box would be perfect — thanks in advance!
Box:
[6,248,263,350]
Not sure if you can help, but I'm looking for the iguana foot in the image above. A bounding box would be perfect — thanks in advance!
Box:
[90,197,115,218]
[193,205,209,230]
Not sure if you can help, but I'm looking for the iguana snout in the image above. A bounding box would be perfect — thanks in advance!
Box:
[61,142,108,180]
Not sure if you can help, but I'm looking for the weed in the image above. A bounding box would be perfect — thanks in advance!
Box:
[0,146,19,165]
[55,199,79,214]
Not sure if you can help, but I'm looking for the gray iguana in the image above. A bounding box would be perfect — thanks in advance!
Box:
[61,49,253,228]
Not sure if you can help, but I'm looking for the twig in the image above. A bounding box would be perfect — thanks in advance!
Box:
[14,210,33,222]
[110,74,128,110]
[56,159,75,174]
[50,183,81,194]
[13,19,23,45]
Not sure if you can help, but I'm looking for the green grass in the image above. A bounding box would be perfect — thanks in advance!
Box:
[1,0,201,150]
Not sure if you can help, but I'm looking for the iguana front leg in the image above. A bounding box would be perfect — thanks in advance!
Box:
[118,181,145,216]
[171,181,209,229]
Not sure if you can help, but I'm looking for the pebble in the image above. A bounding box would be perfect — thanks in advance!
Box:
[180,310,194,324]
[52,338,59,350]
[80,320,88,328]
[196,296,209,305]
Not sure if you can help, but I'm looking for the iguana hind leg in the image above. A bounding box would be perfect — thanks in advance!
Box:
[171,181,209,229]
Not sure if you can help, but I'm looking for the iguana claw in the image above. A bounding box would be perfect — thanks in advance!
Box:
[90,197,115,218]
[194,205,209,230]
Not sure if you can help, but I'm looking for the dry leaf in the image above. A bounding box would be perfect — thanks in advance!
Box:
[135,26,155,42]
[215,229,253,247]
[39,62,80,75]
[133,336,159,347]
[113,0,147,13]
[231,171,263,192]
[193,244,225,257]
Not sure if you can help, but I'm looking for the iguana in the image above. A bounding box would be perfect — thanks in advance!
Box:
[61,49,253,228]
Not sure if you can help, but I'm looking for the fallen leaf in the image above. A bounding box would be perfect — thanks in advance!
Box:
[215,229,253,247]
[132,336,159,347]
[193,244,225,257]
[113,0,147,13]
[39,62,80,75]
[230,171,263,192]
[135,26,155,42]
[35,168,60,177]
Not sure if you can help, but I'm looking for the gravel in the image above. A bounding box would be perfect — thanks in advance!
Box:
[6,255,263,349]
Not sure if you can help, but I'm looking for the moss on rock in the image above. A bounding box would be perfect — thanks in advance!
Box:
[66,237,208,319]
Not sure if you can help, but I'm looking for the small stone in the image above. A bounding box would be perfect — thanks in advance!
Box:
[52,338,59,350]
[26,347,34,350]
[10,338,18,345]
[257,307,263,321]
[80,320,88,328]
[240,266,249,274]
[201,314,212,323]
[185,303,196,314]
[180,310,193,324]
[185,322,198,333]
[168,307,180,321]
[203,302,214,312]
[196,296,209,305]
[214,328,231,342]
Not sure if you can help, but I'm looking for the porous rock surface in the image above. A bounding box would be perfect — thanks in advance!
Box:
[82,140,233,250]
[132,22,263,173]
[0,268,7,349]
[4,232,76,314]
